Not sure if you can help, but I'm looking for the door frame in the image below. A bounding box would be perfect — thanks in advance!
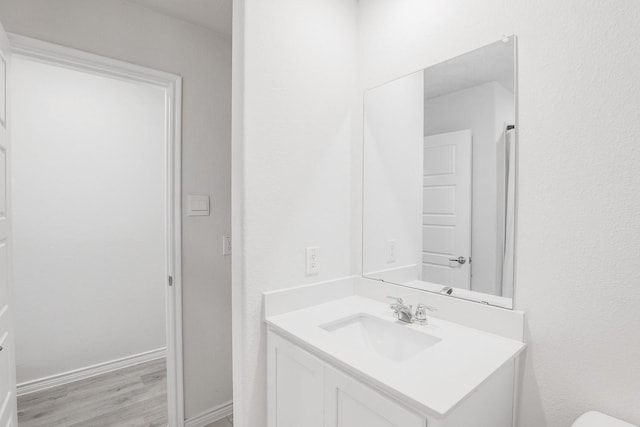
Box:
[8,34,185,426]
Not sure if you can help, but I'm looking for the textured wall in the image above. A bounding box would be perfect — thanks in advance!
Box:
[358,0,640,426]
[232,0,359,425]
[0,0,232,419]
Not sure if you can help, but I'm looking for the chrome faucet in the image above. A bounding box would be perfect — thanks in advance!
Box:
[387,297,438,324]
[387,296,413,323]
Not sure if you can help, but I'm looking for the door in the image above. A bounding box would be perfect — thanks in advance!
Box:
[267,331,325,427]
[0,21,17,427]
[324,365,425,427]
[422,130,472,290]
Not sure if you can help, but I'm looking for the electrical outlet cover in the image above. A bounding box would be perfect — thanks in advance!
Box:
[386,240,397,263]
[306,247,320,275]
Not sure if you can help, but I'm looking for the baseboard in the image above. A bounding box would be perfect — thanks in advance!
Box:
[185,401,233,427]
[17,347,166,396]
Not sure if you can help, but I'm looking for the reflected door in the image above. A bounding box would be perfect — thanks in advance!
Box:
[422,130,472,289]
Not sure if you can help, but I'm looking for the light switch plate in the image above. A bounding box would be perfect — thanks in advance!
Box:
[187,195,210,216]
[223,236,232,256]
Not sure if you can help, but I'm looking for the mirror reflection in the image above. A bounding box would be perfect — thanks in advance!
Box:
[363,37,516,308]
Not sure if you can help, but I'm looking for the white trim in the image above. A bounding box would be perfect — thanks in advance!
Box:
[8,34,184,426]
[8,34,177,87]
[184,401,233,427]
[17,348,166,396]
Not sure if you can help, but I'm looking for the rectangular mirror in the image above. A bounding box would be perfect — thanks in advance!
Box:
[363,36,517,309]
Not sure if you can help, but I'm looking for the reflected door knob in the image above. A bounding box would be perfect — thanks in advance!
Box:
[449,256,466,265]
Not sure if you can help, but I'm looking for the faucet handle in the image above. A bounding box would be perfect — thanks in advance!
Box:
[413,303,437,325]
[386,296,404,304]
[418,303,437,312]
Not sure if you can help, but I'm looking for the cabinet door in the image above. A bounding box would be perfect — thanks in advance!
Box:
[267,331,325,427]
[324,366,426,427]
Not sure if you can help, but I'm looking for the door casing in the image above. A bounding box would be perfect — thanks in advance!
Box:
[7,34,185,426]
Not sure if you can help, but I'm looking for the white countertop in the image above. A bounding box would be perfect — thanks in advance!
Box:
[265,295,525,418]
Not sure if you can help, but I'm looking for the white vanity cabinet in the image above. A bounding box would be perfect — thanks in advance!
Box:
[267,328,517,427]
[324,365,426,427]
[268,330,427,427]
[267,332,325,427]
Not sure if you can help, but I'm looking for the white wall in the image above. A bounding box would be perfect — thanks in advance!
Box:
[363,71,424,278]
[358,0,640,426]
[12,58,166,382]
[0,0,232,418]
[233,0,640,424]
[232,0,358,425]
[424,82,515,295]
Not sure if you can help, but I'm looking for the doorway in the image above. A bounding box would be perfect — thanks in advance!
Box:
[8,35,183,426]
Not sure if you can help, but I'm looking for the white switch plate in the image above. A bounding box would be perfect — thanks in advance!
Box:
[187,195,210,216]
[222,236,232,256]
[386,240,397,263]
[306,247,320,276]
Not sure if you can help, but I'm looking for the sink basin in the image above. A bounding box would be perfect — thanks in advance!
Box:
[319,313,441,362]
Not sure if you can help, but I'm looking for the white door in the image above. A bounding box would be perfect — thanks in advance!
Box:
[0,22,17,427]
[422,130,472,290]
[267,331,325,427]
[324,365,425,427]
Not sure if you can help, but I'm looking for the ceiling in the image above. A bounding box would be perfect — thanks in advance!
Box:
[128,0,232,36]
[424,38,515,100]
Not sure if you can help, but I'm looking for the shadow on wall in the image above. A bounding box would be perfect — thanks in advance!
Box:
[517,323,547,427]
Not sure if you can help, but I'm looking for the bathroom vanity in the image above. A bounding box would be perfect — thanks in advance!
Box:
[266,36,524,427]
[265,279,525,427]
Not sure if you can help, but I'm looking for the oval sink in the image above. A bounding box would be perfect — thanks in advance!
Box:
[319,313,441,362]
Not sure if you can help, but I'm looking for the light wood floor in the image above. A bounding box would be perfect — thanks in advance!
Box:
[17,358,168,427]
[204,417,233,427]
